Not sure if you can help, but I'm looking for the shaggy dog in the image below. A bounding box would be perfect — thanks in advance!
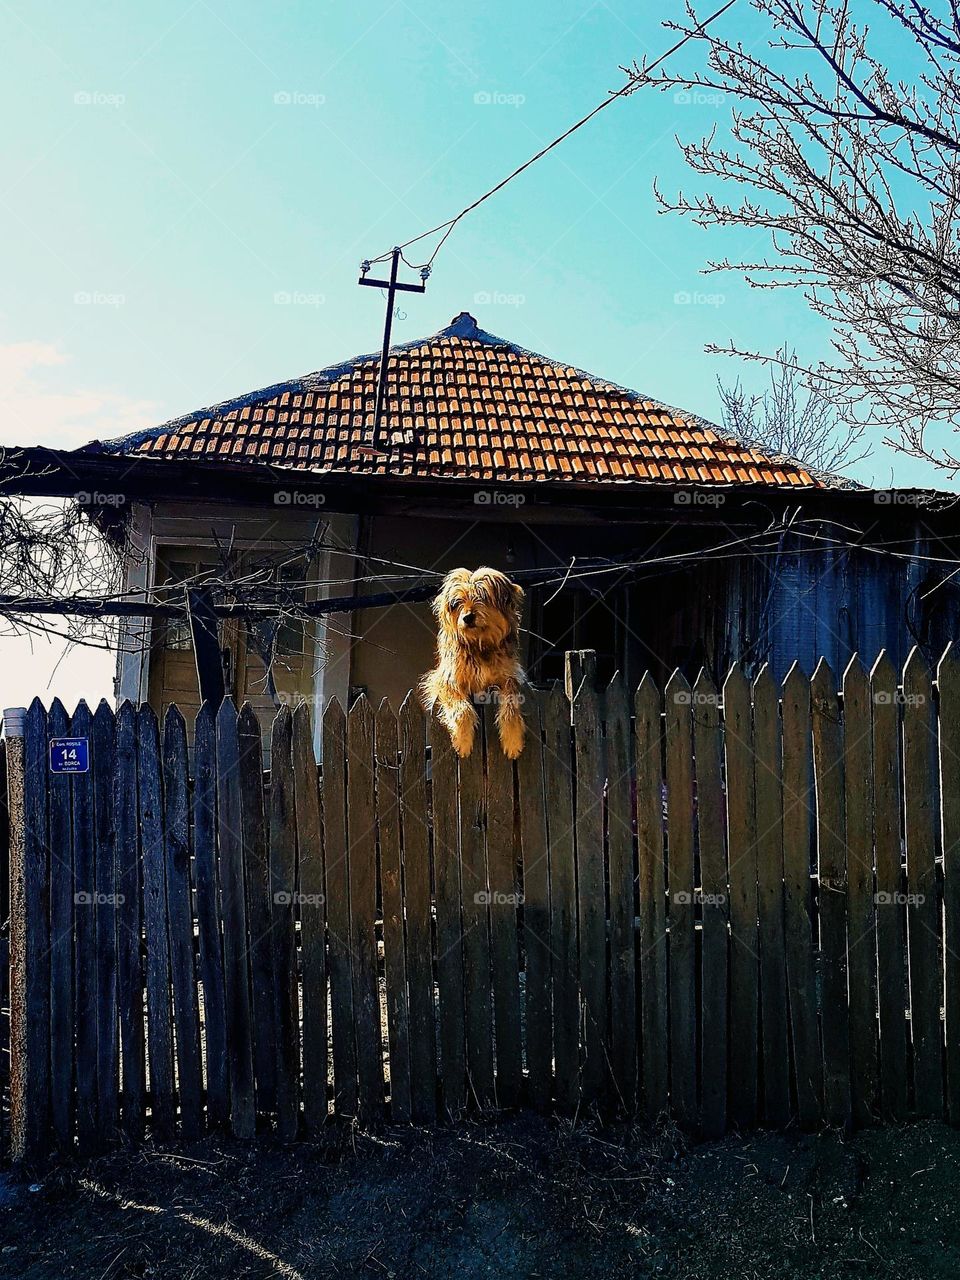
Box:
[420,566,526,760]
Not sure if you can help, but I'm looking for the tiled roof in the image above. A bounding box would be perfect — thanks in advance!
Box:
[103,313,843,489]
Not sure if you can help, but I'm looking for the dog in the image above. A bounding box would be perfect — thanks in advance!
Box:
[419,566,526,760]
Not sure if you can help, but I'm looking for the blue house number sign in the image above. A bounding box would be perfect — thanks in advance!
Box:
[49,738,89,774]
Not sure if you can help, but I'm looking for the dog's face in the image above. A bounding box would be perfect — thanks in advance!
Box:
[433,567,524,651]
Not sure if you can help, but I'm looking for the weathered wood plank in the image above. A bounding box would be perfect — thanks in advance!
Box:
[902,648,944,1116]
[544,687,578,1110]
[604,675,636,1114]
[376,700,412,1122]
[811,659,851,1127]
[753,666,789,1129]
[724,665,759,1128]
[115,701,145,1143]
[399,694,437,1123]
[163,706,203,1138]
[429,715,467,1116]
[215,698,256,1139]
[781,666,822,1130]
[48,698,73,1149]
[92,701,119,1142]
[72,700,98,1150]
[693,671,728,1138]
[458,714,494,1108]
[843,656,879,1125]
[192,702,228,1131]
[573,672,606,1105]
[516,692,552,1111]
[269,707,300,1140]
[22,699,50,1154]
[323,699,358,1118]
[665,670,697,1127]
[292,703,327,1135]
[938,645,960,1124]
[238,702,276,1119]
[871,653,907,1122]
[636,675,667,1121]
[137,704,175,1141]
[348,696,383,1118]
[485,706,522,1109]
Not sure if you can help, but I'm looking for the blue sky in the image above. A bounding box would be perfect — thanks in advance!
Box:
[0,0,948,705]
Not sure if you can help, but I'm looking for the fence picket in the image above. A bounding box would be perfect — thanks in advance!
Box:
[636,674,667,1121]
[665,670,696,1127]
[269,707,300,1140]
[215,698,256,1139]
[693,670,727,1138]
[604,674,637,1114]
[938,644,960,1123]
[48,698,73,1149]
[238,702,276,1119]
[193,702,228,1131]
[485,707,523,1109]
[323,698,358,1118]
[724,664,759,1128]
[754,665,790,1129]
[92,701,119,1141]
[573,670,606,1105]
[781,666,822,1129]
[811,659,851,1126]
[137,704,175,1141]
[871,653,907,1121]
[376,700,411,1122]
[115,701,145,1143]
[292,703,327,1135]
[843,656,880,1125]
[459,715,494,1108]
[399,694,437,1122]
[72,701,99,1150]
[348,696,383,1118]
[429,715,467,1115]
[902,648,944,1117]
[163,706,203,1138]
[21,699,50,1155]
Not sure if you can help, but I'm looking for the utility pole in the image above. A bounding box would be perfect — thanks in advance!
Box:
[358,248,429,450]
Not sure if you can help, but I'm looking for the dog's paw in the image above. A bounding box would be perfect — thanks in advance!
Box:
[451,722,476,758]
[499,721,525,760]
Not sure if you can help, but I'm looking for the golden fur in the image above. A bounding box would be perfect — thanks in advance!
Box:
[419,566,526,760]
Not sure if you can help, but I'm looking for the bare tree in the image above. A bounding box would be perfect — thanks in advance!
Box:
[718,345,869,477]
[638,1,960,475]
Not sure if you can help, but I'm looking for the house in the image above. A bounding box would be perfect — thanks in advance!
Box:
[11,311,960,749]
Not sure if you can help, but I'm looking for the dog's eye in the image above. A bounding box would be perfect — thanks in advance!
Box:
[449,597,462,611]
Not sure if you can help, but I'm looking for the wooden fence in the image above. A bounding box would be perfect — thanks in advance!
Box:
[6,646,960,1159]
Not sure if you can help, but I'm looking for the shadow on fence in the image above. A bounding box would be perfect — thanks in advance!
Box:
[5,645,960,1160]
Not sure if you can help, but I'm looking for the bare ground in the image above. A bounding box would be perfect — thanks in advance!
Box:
[1,1115,959,1279]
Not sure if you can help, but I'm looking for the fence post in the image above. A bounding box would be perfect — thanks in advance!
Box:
[5,706,28,1161]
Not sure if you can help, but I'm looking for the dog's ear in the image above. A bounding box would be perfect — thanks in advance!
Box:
[510,581,525,616]
[433,568,468,616]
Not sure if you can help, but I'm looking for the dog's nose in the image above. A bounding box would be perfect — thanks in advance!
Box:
[462,611,475,626]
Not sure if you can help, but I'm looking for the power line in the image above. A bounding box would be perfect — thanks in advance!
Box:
[364,0,738,272]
